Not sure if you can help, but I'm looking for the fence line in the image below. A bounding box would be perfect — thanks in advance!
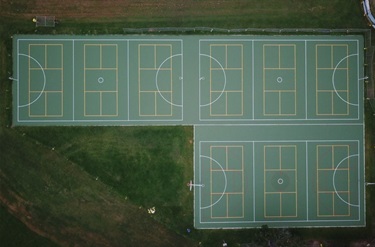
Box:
[123,27,371,34]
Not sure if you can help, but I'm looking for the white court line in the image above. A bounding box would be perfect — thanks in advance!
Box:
[181,41,184,120]
[197,116,360,121]
[199,39,360,42]
[331,53,359,106]
[193,125,196,227]
[198,218,362,225]
[200,140,360,144]
[199,53,227,107]
[18,53,46,108]
[17,39,20,122]
[305,41,308,120]
[252,40,255,120]
[155,53,183,107]
[252,142,255,221]
[127,40,130,121]
[72,40,75,121]
[305,141,309,221]
[199,40,202,121]
[332,154,360,207]
[199,139,202,223]
[357,40,365,119]
[199,155,228,210]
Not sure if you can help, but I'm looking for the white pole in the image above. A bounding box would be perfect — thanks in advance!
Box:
[366,182,375,186]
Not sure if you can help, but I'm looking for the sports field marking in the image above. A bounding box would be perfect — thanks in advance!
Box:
[315,44,359,116]
[200,145,246,219]
[333,154,360,207]
[199,44,244,117]
[199,53,227,107]
[263,44,297,116]
[200,155,228,210]
[332,54,359,107]
[83,44,119,117]
[18,53,46,108]
[208,44,244,116]
[26,44,64,117]
[155,53,183,107]
[263,145,297,218]
[196,138,362,227]
[138,44,178,116]
[210,145,244,219]
[316,144,359,217]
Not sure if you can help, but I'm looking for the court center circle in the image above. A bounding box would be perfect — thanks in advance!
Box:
[98,77,104,84]
[277,77,283,83]
[277,178,284,185]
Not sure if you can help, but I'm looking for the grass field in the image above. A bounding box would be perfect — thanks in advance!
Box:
[0,0,374,246]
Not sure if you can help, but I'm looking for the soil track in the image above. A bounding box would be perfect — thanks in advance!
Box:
[0,0,246,20]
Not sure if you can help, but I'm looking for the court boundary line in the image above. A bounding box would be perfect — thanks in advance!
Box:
[262,44,297,116]
[18,53,46,108]
[136,39,184,119]
[197,139,361,225]
[198,39,360,122]
[263,145,298,218]
[19,44,64,117]
[316,144,352,217]
[17,38,184,122]
[16,38,362,123]
[83,44,119,117]
[332,154,360,207]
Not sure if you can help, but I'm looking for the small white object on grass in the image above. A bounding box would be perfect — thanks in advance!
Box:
[148,207,156,214]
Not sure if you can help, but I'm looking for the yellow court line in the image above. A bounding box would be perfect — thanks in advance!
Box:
[209,68,243,71]
[318,190,350,193]
[28,44,64,117]
[262,44,297,116]
[208,44,244,117]
[29,68,63,70]
[44,44,47,68]
[83,44,119,117]
[317,89,348,92]
[317,168,350,171]
[139,90,173,93]
[264,144,298,217]
[264,90,296,93]
[316,144,351,217]
[208,144,245,219]
[265,191,297,195]
[210,169,242,174]
[211,192,244,195]
[30,90,63,93]
[84,68,117,71]
[315,44,350,116]
[211,89,242,93]
[264,168,296,172]
[85,90,118,94]
[316,67,348,70]
[139,68,172,71]
[263,68,296,70]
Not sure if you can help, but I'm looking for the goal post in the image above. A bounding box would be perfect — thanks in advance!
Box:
[35,16,56,27]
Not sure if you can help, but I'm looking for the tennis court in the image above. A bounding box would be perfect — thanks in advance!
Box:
[12,35,365,228]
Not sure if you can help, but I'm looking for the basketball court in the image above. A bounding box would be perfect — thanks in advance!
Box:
[12,35,365,228]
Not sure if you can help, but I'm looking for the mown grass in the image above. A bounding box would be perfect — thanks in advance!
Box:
[0,0,374,246]
[15,126,194,231]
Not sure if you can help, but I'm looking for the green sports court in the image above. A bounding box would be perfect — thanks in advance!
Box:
[12,35,365,228]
